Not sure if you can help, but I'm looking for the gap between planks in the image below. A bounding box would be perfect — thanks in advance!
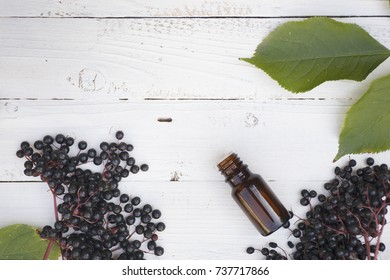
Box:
[2,15,390,20]
[0,97,343,101]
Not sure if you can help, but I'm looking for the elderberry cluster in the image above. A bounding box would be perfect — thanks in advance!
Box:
[247,158,390,260]
[16,131,165,260]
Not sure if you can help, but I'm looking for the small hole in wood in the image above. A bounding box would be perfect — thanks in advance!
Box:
[157,117,172,123]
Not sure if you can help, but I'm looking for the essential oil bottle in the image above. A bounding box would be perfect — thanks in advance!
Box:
[217,153,290,236]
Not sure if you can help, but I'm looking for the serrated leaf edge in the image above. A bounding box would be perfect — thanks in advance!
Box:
[334,74,390,161]
[240,17,390,93]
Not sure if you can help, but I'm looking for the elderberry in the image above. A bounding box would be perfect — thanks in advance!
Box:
[247,158,390,260]
[246,247,255,254]
[17,131,164,260]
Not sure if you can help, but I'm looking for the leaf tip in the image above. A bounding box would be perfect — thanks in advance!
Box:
[333,150,344,163]
[239,57,252,63]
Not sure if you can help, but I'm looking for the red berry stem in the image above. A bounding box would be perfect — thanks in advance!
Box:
[51,188,59,222]
[43,239,55,260]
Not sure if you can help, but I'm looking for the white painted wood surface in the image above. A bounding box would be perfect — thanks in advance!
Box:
[2,17,390,100]
[1,0,390,260]
[0,0,389,17]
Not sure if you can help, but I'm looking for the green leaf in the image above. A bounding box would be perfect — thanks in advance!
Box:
[335,74,390,161]
[0,224,61,260]
[241,17,390,93]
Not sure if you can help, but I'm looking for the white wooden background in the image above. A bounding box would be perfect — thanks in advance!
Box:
[1,0,390,260]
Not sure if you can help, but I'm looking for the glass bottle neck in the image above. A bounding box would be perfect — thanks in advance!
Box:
[227,166,251,187]
[217,153,251,188]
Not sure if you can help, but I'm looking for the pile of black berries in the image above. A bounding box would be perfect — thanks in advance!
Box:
[247,158,390,260]
[16,131,165,260]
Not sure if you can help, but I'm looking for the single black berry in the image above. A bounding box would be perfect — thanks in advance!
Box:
[120,194,130,203]
[140,164,149,172]
[131,197,141,206]
[156,222,166,232]
[78,141,87,150]
[366,157,374,166]
[246,247,255,254]
[152,209,162,219]
[154,246,164,256]
[269,242,277,248]
[115,131,124,140]
[300,198,309,206]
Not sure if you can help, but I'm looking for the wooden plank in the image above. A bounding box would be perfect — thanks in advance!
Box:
[3,99,390,183]
[0,181,295,260]
[1,180,389,259]
[1,17,390,100]
[0,0,389,17]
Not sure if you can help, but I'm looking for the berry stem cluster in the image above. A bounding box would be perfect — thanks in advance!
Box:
[248,158,389,260]
[16,131,165,260]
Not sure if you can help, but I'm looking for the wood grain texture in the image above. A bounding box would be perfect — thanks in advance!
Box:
[0,0,389,17]
[1,17,390,100]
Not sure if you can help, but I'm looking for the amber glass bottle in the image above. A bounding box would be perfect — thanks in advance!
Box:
[217,153,290,236]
